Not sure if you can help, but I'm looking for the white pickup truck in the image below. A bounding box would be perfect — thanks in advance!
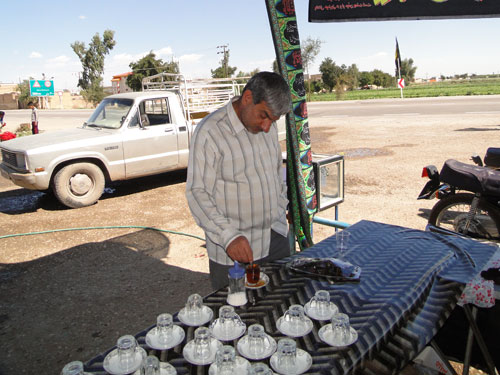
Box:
[0,74,285,208]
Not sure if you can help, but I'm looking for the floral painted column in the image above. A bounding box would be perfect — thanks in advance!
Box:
[265,0,317,250]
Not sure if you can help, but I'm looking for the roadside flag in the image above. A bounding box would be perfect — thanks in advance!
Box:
[395,38,402,72]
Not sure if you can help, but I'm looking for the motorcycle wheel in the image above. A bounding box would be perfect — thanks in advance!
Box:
[428,192,500,240]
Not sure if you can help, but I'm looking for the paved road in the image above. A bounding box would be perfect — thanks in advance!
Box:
[2,95,499,133]
[1,109,93,132]
[307,95,500,118]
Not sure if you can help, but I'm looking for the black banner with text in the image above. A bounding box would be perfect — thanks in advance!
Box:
[309,0,500,22]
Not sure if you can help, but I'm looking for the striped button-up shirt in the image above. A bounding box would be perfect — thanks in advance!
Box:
[186,98,288,265]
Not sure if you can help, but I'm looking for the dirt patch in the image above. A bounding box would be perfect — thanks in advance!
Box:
[1,106,498,374]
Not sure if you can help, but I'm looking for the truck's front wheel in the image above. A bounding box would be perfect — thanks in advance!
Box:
[53,162,105,208]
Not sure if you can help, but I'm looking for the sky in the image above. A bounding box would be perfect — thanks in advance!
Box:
[1,1,500,92]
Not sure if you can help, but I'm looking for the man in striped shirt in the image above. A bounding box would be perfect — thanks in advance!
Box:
[186,72,292,290]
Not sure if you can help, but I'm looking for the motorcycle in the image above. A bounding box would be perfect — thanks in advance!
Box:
[418,147,500,240]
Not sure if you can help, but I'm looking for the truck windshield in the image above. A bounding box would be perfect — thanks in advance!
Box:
[85,98,134,129]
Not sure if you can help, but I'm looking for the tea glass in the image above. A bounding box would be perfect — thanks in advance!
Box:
[330,313,352,346]
[185,293,204,322]
[283,304,307,335]
[247,324,273,358]
[117,335,140,372]
[61,361,87,375]
[138,355,176,375]
[215,305,245,336]
[246,263,261,285]
[250,362,274,375]
[156,313,174,345]
[309,290,332,319]
[336,230,351,258]
[193,327,213,362]
[276,338,297,373]
[214,345,237,374]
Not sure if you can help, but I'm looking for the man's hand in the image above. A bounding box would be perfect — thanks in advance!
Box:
[226,236,254,263]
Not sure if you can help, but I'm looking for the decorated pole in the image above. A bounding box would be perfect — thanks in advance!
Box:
[395,37,403,99]
[265,0,317,250]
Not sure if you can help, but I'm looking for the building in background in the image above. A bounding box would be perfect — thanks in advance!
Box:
[111,72,133,94]
[0,83,19,110]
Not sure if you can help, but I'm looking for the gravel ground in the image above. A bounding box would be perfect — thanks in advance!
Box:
[1,99,498,374]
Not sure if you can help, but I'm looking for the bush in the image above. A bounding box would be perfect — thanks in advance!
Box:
[16,123,32,137]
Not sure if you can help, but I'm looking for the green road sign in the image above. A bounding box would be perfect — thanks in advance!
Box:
[30,80,55,97]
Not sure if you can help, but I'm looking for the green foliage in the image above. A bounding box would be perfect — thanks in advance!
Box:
[309,78,500,101]
[319,58,342,92]
[71,29,116,104]
[359,71,374,87]
[16,79,38,108]
[319,59,362,92]
[344,64,360,90]
[400,58,417,84]
[306,80,323,94]
[127,52,179,91]
[15,123,32,137]
[301,37,323,73]
[211,49,236,78]
[81,80,105,104]
[301,36,323,100]
[371,69,395,88]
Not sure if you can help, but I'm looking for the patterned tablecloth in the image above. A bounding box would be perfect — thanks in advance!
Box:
[458,248,500,308]
[85,220,497,375]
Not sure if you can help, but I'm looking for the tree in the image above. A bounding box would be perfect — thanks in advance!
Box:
[71,29,116,104]
[211,49,237,78]
[345,64,360,90]
[372,69,395,88]
[400,58,417,84]
[127,52,179,91]
[17,79,38,108]
[301,37,323,99]
[359,71,374,87]
[319,58,343,92]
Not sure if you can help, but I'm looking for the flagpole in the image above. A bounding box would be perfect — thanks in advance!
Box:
[398,63,403,99]
[396,37,403,99]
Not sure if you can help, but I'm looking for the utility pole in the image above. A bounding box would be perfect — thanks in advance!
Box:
[217,44,229,78]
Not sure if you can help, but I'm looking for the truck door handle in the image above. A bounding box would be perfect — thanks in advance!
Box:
[164,128,174,133]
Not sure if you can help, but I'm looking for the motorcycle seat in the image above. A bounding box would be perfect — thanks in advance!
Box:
[440,159,500,196]
[484,147,500,168]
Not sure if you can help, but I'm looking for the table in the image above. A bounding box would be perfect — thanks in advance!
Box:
[85,220,497,374]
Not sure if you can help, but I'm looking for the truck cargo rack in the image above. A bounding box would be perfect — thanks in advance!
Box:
[142,73,248,121]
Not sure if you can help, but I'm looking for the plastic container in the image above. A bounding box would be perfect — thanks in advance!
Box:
[227,261,247,307]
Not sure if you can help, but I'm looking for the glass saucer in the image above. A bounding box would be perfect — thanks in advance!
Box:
[276,316,313,338]
[208,356,250,374]
[318,324,358,347]
[270,349,312,375]
[133,362,177,375]
[178,305,213,327]
[304,301,339,321]
[210,320,246,341]
[182,337,222,366]
[236,334,277,360]
[146,324,185,350]
[103,346,147,375]
[245,272,270,289]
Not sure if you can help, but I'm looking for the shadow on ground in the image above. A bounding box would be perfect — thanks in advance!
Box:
[417,207,432,220]
[455,125,500,132]
[0,169,187,215]
[0,228,211,375]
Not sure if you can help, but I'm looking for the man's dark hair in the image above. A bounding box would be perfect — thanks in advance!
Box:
[242,72,291,117]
